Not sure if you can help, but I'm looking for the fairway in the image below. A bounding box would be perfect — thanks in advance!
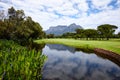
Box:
[35,39,120,54]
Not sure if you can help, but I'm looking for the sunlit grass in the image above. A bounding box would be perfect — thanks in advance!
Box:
[35,38,120,54]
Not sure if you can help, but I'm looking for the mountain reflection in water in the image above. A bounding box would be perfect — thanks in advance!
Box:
[42,44,120,80]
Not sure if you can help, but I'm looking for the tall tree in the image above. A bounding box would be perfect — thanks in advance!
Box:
[97,24,118,40]
[0,7,45,43]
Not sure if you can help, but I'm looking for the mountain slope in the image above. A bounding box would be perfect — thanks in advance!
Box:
[45,23,83,35]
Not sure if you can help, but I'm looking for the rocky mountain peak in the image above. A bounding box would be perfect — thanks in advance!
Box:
[45,23,83,36]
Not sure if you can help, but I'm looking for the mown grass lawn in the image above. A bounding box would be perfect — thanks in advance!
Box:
[35,38,120,54]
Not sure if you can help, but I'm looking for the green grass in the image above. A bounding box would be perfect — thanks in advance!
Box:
[35,38,120,54]
[0,40,46,80]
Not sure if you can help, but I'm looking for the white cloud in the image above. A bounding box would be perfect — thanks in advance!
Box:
[92,0,112,10]
[54,2,78,15]
[39,0,64,7]
[117,0,120,7]
[73,0,89,12]
[0,2,10,9]
[0,0,120,32]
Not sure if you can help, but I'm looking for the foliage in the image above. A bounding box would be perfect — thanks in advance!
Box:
[97,24,118,40]
[75,29,85,39]
[46,34,54,38]
[0,7,45,44]
[84,29,98,40]
[118,32,120,38]
[61,32,76,38]
[0,40,46,80]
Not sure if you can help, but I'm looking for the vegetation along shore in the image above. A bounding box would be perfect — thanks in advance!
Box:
[0,7,46,79]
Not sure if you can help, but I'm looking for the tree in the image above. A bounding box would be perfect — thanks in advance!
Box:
[118,32,120,38]
[47,34,54,38]
[75,29,84,34]
[6,7,25,40]
[75,29,85,39]
[61,32,76,38]
[84,29,98,40]
[8,7,16,20]
[0,7,45,45]
[0,10,5,21]
[23,17,44,39]
[16,10,25,21]
[0,21,6,38]
[97,24,118,40]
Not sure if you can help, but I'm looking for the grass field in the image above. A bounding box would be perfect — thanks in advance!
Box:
[35,38,120,54]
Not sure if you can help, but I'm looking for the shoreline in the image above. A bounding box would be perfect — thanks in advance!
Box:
[35,39,120,66]
[94,48,120,66]
[35,39,120,54]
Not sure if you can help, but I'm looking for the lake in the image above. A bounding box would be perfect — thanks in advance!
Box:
[42,44,120,80]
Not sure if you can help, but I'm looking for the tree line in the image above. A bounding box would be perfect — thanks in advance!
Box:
[47,24,120,40]
[0,7,45,45]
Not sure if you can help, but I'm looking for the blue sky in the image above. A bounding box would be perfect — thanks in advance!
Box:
[0,0,120,32]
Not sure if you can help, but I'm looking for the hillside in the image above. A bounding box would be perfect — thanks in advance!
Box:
[45,23,83,35]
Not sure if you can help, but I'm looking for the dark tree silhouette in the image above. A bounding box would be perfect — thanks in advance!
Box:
[97,24,118,40]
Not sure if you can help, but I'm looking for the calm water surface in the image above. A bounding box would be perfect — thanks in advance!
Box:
[42,44,120,80]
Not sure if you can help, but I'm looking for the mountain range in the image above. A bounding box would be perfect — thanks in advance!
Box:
[45,23,83,36]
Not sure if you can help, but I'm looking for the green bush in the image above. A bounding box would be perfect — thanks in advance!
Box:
[0,40,46,80]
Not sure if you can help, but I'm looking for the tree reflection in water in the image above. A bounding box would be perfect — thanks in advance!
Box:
[42,44,120,80]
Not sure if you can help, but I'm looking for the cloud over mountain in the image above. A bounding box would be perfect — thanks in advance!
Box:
[0,0,120,32]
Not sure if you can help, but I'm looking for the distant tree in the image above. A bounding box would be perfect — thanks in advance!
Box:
[47,34,54,38]
[84,29,98,40]
[75,29,84,34]
[118,32,120,38]
[75,29,85,39]
[61,32,76,38]
[97,24,118,40]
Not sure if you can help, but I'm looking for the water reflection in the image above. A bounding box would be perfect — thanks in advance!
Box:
[42,44,120,80]
[28,42,45,52]
[46,44,76,53]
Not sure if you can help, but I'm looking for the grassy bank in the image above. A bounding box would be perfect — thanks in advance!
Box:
[0,40,46,80]
[35,39,120,54]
